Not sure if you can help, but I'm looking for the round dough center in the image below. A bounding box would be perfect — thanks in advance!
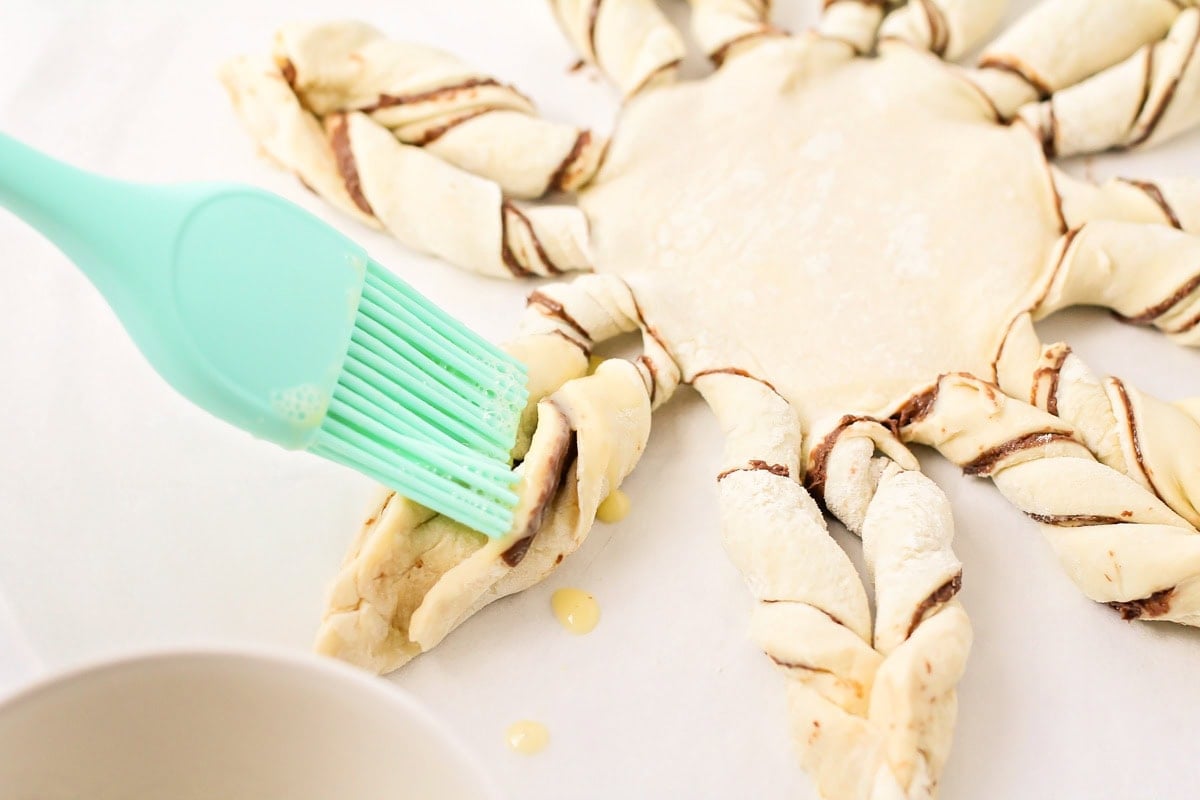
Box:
[580,39,1063,422]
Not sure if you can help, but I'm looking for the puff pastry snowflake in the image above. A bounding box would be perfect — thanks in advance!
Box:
[222,1,1200,796]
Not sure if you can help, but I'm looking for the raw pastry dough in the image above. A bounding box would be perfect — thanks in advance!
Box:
[223,3,1200,796]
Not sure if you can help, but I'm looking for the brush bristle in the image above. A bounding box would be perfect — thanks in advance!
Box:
[308,259,528,537]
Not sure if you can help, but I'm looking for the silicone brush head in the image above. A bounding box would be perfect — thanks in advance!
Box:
[308,259,527,538]
[0,139,524,537]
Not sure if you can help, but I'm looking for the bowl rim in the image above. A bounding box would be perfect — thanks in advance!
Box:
[0,643,507,800]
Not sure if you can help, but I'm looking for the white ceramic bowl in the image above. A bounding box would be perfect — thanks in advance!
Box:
[0,647,503,799]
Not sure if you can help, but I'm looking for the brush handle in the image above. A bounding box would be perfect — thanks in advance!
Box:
[1,133,135,274]
[0,132,109,232]
[0,130,371,451]
[0,133,222,383]
[0,133,203,387]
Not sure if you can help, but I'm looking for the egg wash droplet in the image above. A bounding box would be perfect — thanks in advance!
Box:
[596,488,630,523]
[506,720,549,755]
[551,588,600,635]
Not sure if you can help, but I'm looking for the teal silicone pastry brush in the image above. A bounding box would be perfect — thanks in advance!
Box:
[0,132,526,537]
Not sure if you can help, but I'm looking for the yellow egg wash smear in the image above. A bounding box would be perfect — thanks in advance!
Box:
[551,588,600,635]
[506,720,549,755]
[596,488,630,523]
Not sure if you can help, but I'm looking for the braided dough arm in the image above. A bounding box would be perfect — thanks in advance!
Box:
[1053,167,1200,234]
[1036,221,1200,347]
[687,0,783,66]
[219,55,376,229]
[904,373,1200,626]
[701,372,875,799]
[699,371,969,799]
[270,22,606,198]
[547,0,686,96]
[221,57,590,279]
[1016,9,1200,157]
[970,0,1183,117]
[810,417,969,798]
[819,1,889,54]
[316,276,677,673]
[997,313,1200,530]
[879,0,1007,60]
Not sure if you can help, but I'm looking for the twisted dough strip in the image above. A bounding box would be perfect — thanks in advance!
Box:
[819,1,889,55]
[904,373,1200,626]
[879,0,1006,60]
[270,22,606,198]
[687,0,782,65]
[999,313,1200,529]
[1053,167,1200,234]
[522,275,681,410]
[1036,220,1200,347]
[316,276,675,672]
[1017,9,1200,156]
[972,0,1183,117]
[318,353,650,673]
[547,0,686,96]
[701,373,969,800]
[221,55,590,279]
[221,22,599,276]
[1020,220,1200,527]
